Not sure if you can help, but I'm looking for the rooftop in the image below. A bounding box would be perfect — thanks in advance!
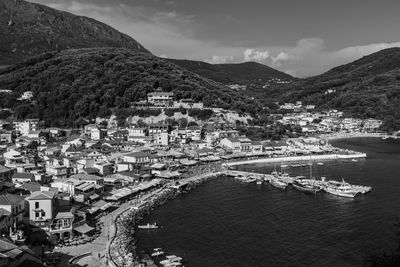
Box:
[27,190,56,200]
[0,193,25,206]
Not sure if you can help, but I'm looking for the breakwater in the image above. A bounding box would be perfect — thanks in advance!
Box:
[107,172,223,267]
[225,153,366,166]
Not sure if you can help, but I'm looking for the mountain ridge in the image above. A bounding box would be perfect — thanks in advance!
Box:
[0,47,262,127]
[0,0,149,66]
[167,58,295,85]
[265,47,400,131]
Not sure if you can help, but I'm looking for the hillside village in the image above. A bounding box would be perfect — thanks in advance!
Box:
[0,88,385,265]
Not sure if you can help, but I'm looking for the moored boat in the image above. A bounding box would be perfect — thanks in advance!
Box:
[138,223,159,229]
[151,248,165,257]
[292,180,321,194]
[269,178,288,190]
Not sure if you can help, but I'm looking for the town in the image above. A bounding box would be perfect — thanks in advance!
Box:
[0,88,386,266]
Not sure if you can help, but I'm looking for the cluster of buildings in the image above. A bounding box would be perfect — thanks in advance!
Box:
[0,109,346,256]
[278,109,383,133]
[132,88,203,109]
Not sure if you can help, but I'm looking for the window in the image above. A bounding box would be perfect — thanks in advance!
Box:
[35,202,39,209]
[41,212,46,217]
[35,212,39,218]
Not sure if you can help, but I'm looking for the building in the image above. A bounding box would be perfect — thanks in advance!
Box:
[174,99,204,109]
[220,137,252,153]
[0,165,14,182]
[147,90,173,107]
[91,128,107,140]
[0,194,26,232]
[12,173,34,184]
[13,119,39,136]
[26,191,56,229]
[19,91,33,101]
[69,174,104,195]
[123,152,150,165]
[49,211,74,241]
[46,164,68,179]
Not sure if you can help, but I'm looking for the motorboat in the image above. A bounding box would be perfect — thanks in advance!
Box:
[138,223,159,229]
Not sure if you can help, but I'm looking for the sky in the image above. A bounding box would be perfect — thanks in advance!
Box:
[30,0,400,77]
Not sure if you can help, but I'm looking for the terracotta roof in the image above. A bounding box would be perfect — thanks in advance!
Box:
[70,173,103,181]
[0,193,25,206]
[12,173,34,180]
[27,191,56,200]
[0,165,11,174]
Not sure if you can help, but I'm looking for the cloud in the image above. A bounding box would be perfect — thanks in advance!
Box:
[238,38,400,77]
[243,49,270,62]
[205,55,235,64]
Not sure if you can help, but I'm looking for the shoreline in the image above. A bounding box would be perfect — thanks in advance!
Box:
[225,153,367,166]
[102,138,375,266]
[107,171,224,267]
[321,132,385,141]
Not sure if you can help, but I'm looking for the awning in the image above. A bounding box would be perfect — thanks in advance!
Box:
[100,203,113,210]
[89,194,100,200]
[74,223,95,234]
[179,159,197,166]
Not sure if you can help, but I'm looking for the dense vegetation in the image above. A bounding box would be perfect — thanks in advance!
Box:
[168,59,295,85]
[0,0,148,66]
[261,48,400,132]
[0,48,263,127]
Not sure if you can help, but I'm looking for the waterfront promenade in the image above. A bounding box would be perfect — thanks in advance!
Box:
[321,132,385,140]
[225,152,367,166]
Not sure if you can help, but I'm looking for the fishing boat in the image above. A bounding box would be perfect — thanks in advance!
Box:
[138,223,159,229]
[292,163,321,194]
[269,178,288,190]
[323,180,359,198]
[292,180,321,194]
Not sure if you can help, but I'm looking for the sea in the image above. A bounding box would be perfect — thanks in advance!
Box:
[136,138,400,267]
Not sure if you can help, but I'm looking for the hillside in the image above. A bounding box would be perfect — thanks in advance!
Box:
[167,59,295,85]
[0,0,149,66]
[0,48,262,127]
[267,47,400,131]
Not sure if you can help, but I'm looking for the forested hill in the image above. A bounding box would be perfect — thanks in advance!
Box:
[0,48,262,127]
[265,47,400,131]
[0,0,149,66]
[167,59,295,85]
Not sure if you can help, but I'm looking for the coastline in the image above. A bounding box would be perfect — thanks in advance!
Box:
[107,171,224,267]
[225,153,367,166]
[321,132,385,141]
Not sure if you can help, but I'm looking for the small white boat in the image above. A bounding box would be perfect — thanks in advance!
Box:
[351,159,358,162]
[138,223,159,229]
[151,250,165,257]
[317,162,324,165]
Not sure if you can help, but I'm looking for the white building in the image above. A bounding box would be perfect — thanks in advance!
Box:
[147,90,173,107]
[14,119,39,136]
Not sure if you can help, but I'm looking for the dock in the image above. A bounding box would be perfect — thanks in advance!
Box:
[224,170,296,184]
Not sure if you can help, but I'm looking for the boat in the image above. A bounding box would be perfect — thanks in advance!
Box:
[323,180,359,198]
[292,163,321,194]
[151,248,165,257]
[256,179,263,185]
[351,159,358,162]
[138,223,159,229]
[269,178,288,190]
[292,180,321,194]
[317,162,324,166]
